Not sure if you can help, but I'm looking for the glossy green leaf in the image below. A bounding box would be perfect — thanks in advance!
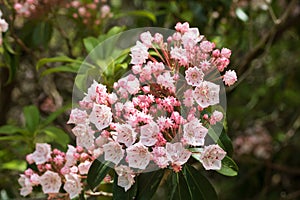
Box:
[0,135,26,141]
[23,105,40,133]
[169,170,192,200]
[136,169,165,200]
[113,172,137,200]
[207,128,233,157]
[183,165,218,200]
[217,156,238,176]
[87,158,112,191]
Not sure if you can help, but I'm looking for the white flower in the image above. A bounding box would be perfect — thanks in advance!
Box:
[67,108,88,124]
[39,171,62,194]
[31,143,51,165]
[209,110,223,125]
[157,72,175,90]
[103,141,124,165]
[116,123,137,147]
[126,143,151,169]
[200,144,226,170]
[193,81,220,108]
[18,175,32,197]
[152,147,169,168]
[115,165,135,191]
[78,160,92,175]
[140,31,153,47]
[89,104,112,131]
[185,66,204,86]
[64,174,82,199]
[140,122,159,146]
[130,41,149,65]
[166,142,191,166]
[65,145,77,167]
[183,118,208,146]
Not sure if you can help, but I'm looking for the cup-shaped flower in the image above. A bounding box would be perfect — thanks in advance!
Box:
[200,144,226,170]
[39,171,62,194]
[183,118,208,146]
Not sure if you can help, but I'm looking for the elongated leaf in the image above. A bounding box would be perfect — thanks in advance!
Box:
[136,169,165,200]
[23,105,40,133]
[32,21,53,47]
[218,130,233,157]
[40,104,71,128]
[113,172,137,200]
[41,126,70,147]
[36,56,85,71]
[217,156,238,176]
[0,125,26,135]
[41,65,80,76]
[183,165,218,200]
[0,135,26,141]
[88,158,112,191]
[83,37,100,53]
[169,170,192,200]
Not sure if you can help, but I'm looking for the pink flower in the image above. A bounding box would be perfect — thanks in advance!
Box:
[83,80,108,104]
[221,48,231,58]
[185,66,204,86]
[0,19,8,33]
[200,144,226,170]
[152,147,169,168]
[140,31,153,47]
[166,142,191,166]
[200,41,215,53]
[156,116,174,131]
[116,123,137,147]
[118,75,140,95]
[72,124,95,149]
[170,46,188,66]
[199,60,211,71]
[30,173,40,185]
[153,33,163,43]
[78,160,92,175]
[39,171,62,194]
[89,104,112,131]
[223,70,237,86]
[183,118,208,146]
[209,110,223,125]
[64,174,82,199]
[140,122,159,146]
[193,81,220,108]
[175,22,189,33]
[126,143,151,169]
[67,108,88,124]
[103,141,124,165]
[183,89,194,107]
[115,165,135,191]
[181,28,201,49]
[130,41,149,65]
[31,143,51,165]
[157,72,175,90]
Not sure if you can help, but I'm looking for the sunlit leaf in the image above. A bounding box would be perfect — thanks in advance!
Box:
[217,156,238,176]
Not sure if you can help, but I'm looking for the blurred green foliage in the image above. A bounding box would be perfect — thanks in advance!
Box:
[0,0,300,199]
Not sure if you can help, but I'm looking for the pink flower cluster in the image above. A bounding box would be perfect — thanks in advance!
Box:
[66,0,113,26]
[0,10,9,45]
[19,143,98,198]
[65,22,236,191]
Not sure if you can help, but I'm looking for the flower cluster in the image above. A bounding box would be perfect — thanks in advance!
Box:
[0,10,9,45]
[66,22,237,191]
[14,0,113,27]
[18,143,99,198]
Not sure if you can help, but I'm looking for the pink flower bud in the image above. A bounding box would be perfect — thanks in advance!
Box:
[60,166,70,175]
[45,164,52,170]
[76,146,84,153]
[24,168,34,176]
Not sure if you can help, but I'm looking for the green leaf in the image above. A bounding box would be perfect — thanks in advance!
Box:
[41,126,70,147]
[169,170,192,200]
[32,21,53,47]
[113,172,137,200]
[83,37,100,53]
[23,105,40,133]
[1,160,26,171]
[217,156,238,176]
[183,165,218,200]
[136,169,165,200]
[87,158,112,191]
[36,56,85,71]
[40,104,71,128]
[0,135,26,141]
[218,130,233,157]
[0,125,27,135]
[41,64,80,76]
[116,10,157,23]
